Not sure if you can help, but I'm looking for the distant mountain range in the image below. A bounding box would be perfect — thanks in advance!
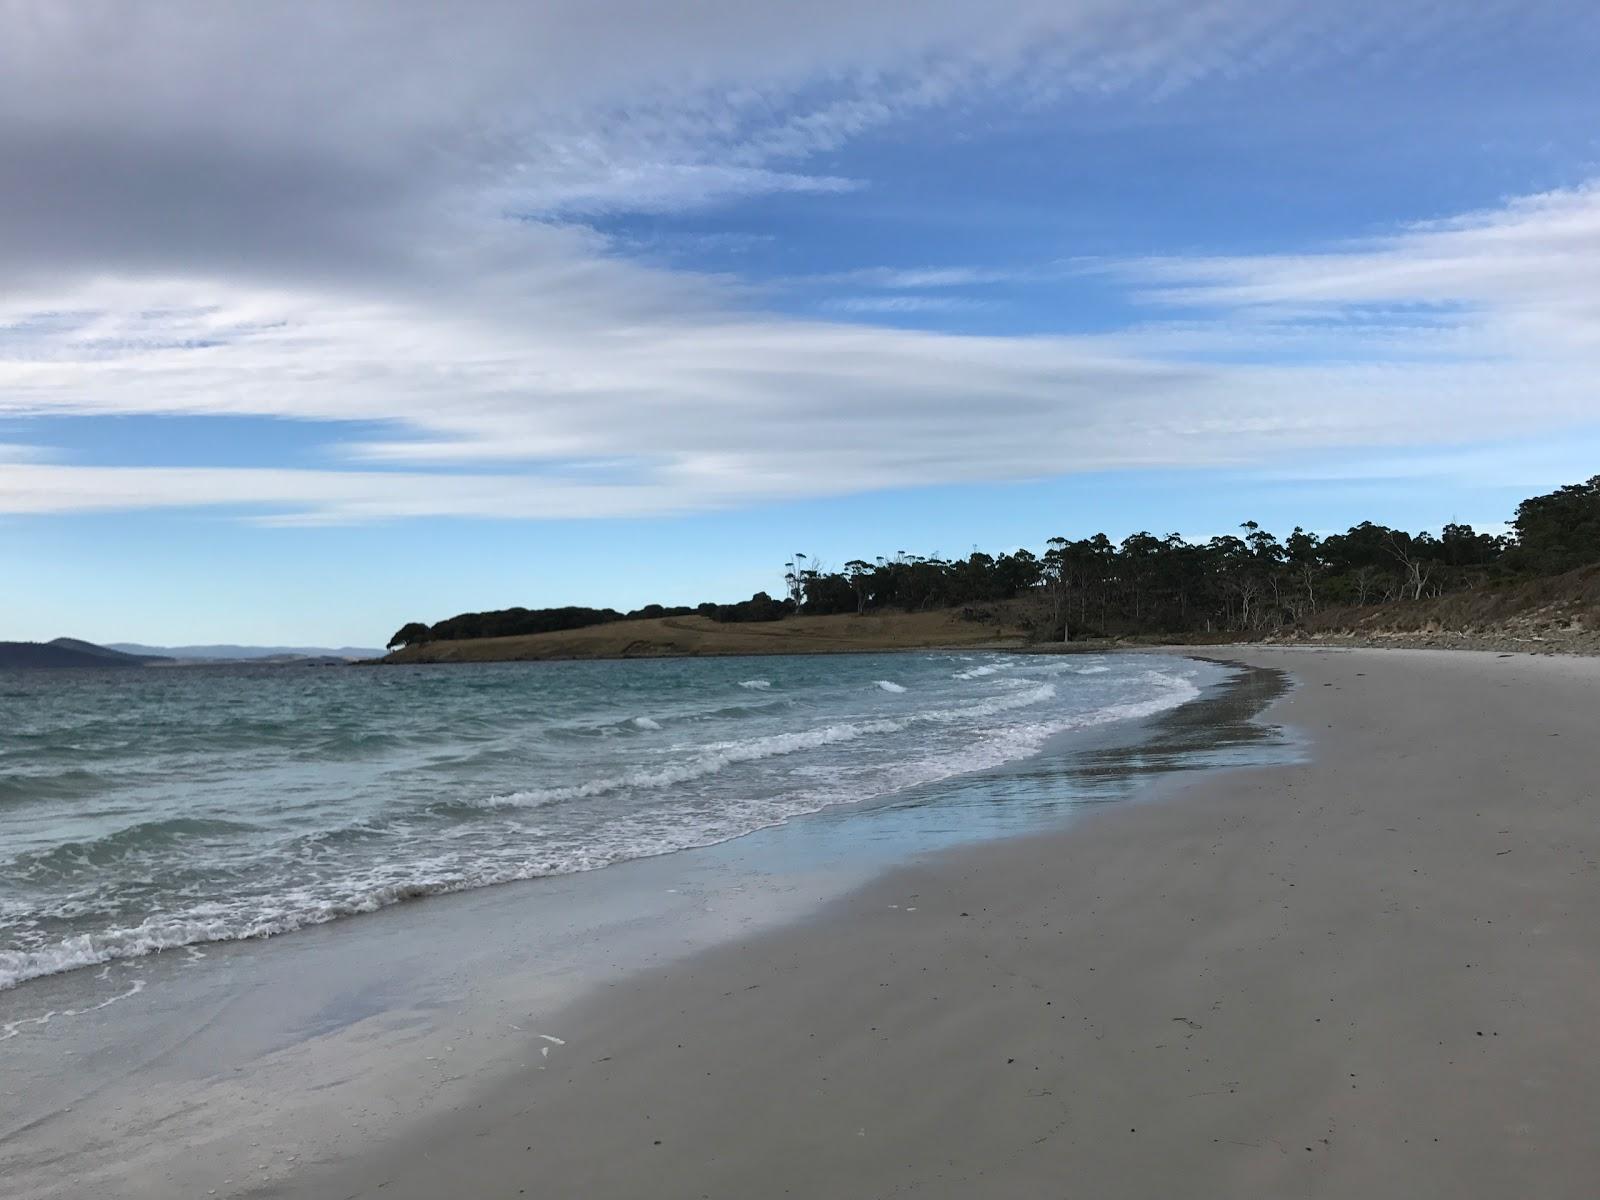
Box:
[0,638,379,669]
[107,642,382,661]
[0,638,175,669]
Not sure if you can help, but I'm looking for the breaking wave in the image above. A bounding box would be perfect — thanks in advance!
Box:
[2,653,1215,991]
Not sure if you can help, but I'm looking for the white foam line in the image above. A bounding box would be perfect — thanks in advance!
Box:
[1,662,1209,992]
[470,681,1067,813]
[1,978,145,1041]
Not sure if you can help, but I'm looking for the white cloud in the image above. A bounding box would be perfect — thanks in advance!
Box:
[0,464,681,524]
[803,266,1028,290]
[825,295,995,313]
[1,2,1597,521]
[0,443,46,464]
[1117,184,1600,352]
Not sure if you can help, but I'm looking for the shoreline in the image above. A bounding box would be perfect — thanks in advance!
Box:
[0,652,1224,1002]
[10,649,1599,1197]
[275,646,1600,1199]
[1,654,1270,1198]
[383,631,1600,669]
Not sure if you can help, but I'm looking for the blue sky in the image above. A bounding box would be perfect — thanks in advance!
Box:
[2,2,1599,645]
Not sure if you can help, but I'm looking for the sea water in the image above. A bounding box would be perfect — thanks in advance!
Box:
[0,651,1218,993]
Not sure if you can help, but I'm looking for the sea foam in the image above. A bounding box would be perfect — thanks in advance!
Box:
[0,652,1213,993]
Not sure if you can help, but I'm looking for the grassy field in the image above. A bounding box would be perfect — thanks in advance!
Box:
[382,609,1031,664]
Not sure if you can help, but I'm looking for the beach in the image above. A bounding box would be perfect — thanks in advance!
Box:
[0,651,1245,1197]
[6,647,1598,1198]
[273,647,1600,1199]
[13,10,1600,1199]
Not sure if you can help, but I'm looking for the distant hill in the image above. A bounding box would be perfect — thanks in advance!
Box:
[106,642,383,661]
[383,609,1028,664]
[0,638,174,669]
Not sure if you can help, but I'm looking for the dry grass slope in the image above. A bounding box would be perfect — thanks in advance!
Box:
[1273,562,1600,653]
[383,563,1600,663]
[382,609,1030,664]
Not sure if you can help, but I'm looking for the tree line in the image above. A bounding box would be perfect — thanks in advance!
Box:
[387,474,1600,649]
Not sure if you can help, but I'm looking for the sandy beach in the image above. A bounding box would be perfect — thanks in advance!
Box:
[14,11,1600,1198]
[248,646,1600,1199]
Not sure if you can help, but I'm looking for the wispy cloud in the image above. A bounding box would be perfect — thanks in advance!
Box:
[825,295,995,314]
[1,3,1597,520]
[802,266,1029,290]
[0,442,47,464]
[5,181,1599,519]
[515,164,862,218]
[1122,183,1600,330]
[0,464,684,524]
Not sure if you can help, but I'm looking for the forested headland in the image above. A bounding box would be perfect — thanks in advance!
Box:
[387,475,1600,651]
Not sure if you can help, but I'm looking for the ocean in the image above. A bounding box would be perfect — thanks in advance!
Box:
[1,650,1218,997]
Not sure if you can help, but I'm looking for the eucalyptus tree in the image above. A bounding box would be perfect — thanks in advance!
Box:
[387,474,1597,646]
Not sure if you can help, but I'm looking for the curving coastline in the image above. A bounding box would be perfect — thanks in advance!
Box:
[284,647,1600,1199]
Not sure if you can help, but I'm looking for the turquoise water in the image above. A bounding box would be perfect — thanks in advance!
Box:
[0,651,1220,990]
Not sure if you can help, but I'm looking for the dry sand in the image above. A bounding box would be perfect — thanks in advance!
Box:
[267,646,1600,1199]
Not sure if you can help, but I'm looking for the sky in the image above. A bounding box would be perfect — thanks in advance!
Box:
[2,1,1599,646]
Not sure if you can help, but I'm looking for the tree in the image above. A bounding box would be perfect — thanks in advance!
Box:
[843,560,875,614]
[1118,531,1164,622]
[1285,527,1322,614]
[1439,522,1502,569]
[377,473,1598,648]
[1381,529,1436,601]
[1352,564,1378,606]
[1512,475,1600,574]
[1040,538,1066,640]
[386,622,432,650]
[783,553,810,607]
[714,592,790,623]
[798,568,855,615]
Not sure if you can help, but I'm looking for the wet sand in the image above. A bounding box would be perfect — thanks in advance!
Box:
[269,647,1600,1198]
[1,655,1264,1199]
